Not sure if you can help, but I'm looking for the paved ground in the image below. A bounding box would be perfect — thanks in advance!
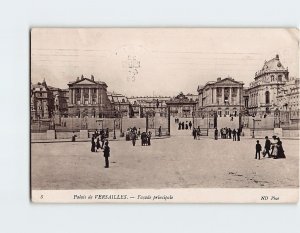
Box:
[31,136,299,190]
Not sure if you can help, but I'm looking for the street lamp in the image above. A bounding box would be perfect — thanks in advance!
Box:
[113,119,116,139]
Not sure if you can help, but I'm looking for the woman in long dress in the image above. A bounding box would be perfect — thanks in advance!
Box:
[270,135,278,158]
[276,137,286,159]
[91,135,95,152]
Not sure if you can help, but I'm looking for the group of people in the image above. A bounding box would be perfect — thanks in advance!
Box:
[127,127,152,146]
[177,120,193,130]
[90,129,110,168]
[192,127,201,140]
[214,127,241,141]
[255,135,286,160]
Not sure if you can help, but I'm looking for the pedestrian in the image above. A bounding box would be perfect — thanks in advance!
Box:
[131,131,137,146]
[197,126,201,140]
[189,121,192,130]
[237,128,241,141]
[270,135,278,158]
[106,128,109,138]
[96,135,101,150]
[103,141,110,168]
[276,137,286,159]
[192,128,196,140]
[137,128,141,138]
[91,134,95,152]
[71,131,77,142]
[178,121,181,130]
[147,131,152,146]
[228,128,232,139]
[185,121,188,130]
[214,128,218,140]
[263,136,271,158]
[100,131,105,149]
[255,140,262,160]
[232,129,236,141]
[158,126,162,137]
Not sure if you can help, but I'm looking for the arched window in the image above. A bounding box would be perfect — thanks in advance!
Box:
[265,91,270,104]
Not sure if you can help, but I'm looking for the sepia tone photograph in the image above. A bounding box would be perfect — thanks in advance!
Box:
[30,28,299,203]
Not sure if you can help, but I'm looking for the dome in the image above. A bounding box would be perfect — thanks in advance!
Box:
[261,54,286,72]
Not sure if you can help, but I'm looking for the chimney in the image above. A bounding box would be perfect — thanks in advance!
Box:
[276,54,279,59]
[217,77,221,82]
[91,75,94,81]
[81,74,84,80]
[76,77,79,81]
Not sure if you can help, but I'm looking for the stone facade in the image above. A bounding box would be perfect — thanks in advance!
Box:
[166,92,197,118]
[197,77,244,117]
[248,54,289,114]
[67,75,114,118]
[31,79,54,120]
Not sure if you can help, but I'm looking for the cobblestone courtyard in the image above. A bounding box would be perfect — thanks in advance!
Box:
[31,136,299,190]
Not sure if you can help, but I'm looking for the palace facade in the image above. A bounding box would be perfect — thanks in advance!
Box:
[67,75,115,118]
[197,77,244,117]
[248,54,289,114]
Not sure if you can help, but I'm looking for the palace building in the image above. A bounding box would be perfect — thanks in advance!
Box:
[197,77,244,117]
[166,92,197,118]
[248,54,289,114]
[67,75,115,118]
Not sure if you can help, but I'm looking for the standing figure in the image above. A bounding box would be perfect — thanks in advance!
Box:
[178,122,181,130]
[232,129,237,141]
[189,121,192,130]
[96,136,101,150]
[271,136,278,158]
[228,128,232,139]
[103,141,110,168]
[264,136,271,158]
[214,128,218,140]
[147,131,152,146]
[137,128,141,138]
[100,131,105,149]
[237,128,241,141]
[192,128,196,140]
[276,137,286,159]
[72,131,77,142]
[158,126,162,137]
[91,135,95,152]
[255,140,262,160]
[131,131,137,146]
[197,126,201,140]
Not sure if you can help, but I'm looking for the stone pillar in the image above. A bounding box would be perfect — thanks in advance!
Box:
[70,89,73,104]
[214,88,217,105]
[88,88,91,104]
[96,88,99,104]
[80,88,83,104]
[211,88,214,104]
[229,87,232,105]
[237,88,240,105]
[221,88,224,105]
[73,89,75,105]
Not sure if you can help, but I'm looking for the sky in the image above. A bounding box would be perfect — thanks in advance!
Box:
[31,28,299,97]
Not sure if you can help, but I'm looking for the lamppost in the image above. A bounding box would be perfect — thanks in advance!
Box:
[113,119,116,139]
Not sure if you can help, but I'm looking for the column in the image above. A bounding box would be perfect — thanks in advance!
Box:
[237,88,240,105]
[73,88,75,105]
[96,88,99,104]
[88,88,91,104]
[80,88,83,104]
[229,87,232,105]
[221,88,224,105]
[70,89,73,104]
[211,88,214,104]
[214,87,217,105]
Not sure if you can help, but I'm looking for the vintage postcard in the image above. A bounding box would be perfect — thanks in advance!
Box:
[30,28,299,203]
